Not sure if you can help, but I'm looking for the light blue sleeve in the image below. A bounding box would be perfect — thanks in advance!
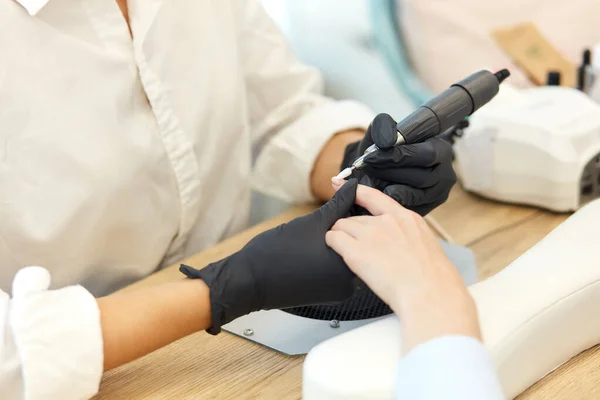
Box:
[396,336,505,400]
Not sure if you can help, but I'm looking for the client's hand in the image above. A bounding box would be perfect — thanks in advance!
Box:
[180,180,360,334]
[341,113,456,216]
[326,183,480,352]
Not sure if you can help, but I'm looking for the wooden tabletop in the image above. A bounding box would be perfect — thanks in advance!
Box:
[94,186,600,399]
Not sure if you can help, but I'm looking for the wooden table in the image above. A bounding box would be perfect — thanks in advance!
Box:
[95,186,600,399]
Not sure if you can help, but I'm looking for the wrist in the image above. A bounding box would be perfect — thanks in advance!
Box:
[391,285,481,352]
[99,278,213,371]
[392,283,473,321]
[180,258,258,335]
[178,279,212,333]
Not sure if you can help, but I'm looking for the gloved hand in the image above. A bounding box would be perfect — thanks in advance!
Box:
[180,179,360,334]
[342,113,456,216]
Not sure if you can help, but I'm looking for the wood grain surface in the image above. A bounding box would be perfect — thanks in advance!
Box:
[95,186,600,399]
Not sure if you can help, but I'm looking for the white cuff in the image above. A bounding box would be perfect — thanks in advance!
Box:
[10,267,103,400]
[396,336,504,400]
[14,0,51,16]
[252,100,374,203]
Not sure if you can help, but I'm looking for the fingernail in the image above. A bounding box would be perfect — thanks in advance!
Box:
[331,176,344,186]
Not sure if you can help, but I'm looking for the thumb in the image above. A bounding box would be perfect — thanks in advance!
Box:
[319,178,358,227]
[369,113,398,151]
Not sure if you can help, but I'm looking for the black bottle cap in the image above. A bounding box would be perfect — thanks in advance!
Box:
[583,49,592,65]
[547,71,561,86]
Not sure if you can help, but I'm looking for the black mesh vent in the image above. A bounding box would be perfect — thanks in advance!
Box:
[284,282,393,321]
[580,152,600,204]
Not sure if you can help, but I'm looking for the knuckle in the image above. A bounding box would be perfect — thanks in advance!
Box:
[433,137,453,157]
[394,206,413,222]
[379,213,397,228]
[411,210,424,223]
[419,144,438,166]
[325,230,335,242]
[402,209,422,226]
[423,173,440,188]
[414,214,428,228]
[431,167,457,192]
[441,163,457,181]
[335,219,350,230]
[440,189,451,203]
[368,229,391,249]
[449,169,458,185]
[363,224,377,237]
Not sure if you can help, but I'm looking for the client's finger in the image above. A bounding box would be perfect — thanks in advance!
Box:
[325,230,359,261]
[331,217,368,239]
[355,184,407,216]
[331,177,347,190]
[339,215,373,225]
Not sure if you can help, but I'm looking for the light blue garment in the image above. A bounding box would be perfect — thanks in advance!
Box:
[397,336,505,400]
[368,0,433,106]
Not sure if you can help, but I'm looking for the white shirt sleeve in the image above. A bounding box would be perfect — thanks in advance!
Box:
[235,0,375,204]
[396,336,505,400]
[0,267,103,400]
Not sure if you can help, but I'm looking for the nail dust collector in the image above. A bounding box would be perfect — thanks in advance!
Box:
[222,241,477,355]
[455,86,600,212]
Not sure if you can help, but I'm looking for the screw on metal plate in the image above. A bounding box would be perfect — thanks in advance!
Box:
[329,320,340,328]
[243,328,254,337]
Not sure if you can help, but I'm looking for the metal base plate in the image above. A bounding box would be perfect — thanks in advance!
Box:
[224,310,385,356]
[223,240,477,356]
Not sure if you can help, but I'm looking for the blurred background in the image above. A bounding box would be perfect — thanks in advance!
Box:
[261,0,600,108]
[252,0,600,223]
[261,0,414,118]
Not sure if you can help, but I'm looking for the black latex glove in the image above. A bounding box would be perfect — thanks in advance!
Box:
[342,113,456,216]
[180,179,360,335]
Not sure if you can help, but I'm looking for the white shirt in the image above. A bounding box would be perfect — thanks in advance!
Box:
[397,336,505,399]
[0,0,373,398]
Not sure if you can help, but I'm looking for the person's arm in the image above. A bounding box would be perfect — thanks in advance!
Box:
[233,0,374,204]
[1,182,365,399]
[326,183,504,399]
[99,279,210,371]
[0,266,211,399]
